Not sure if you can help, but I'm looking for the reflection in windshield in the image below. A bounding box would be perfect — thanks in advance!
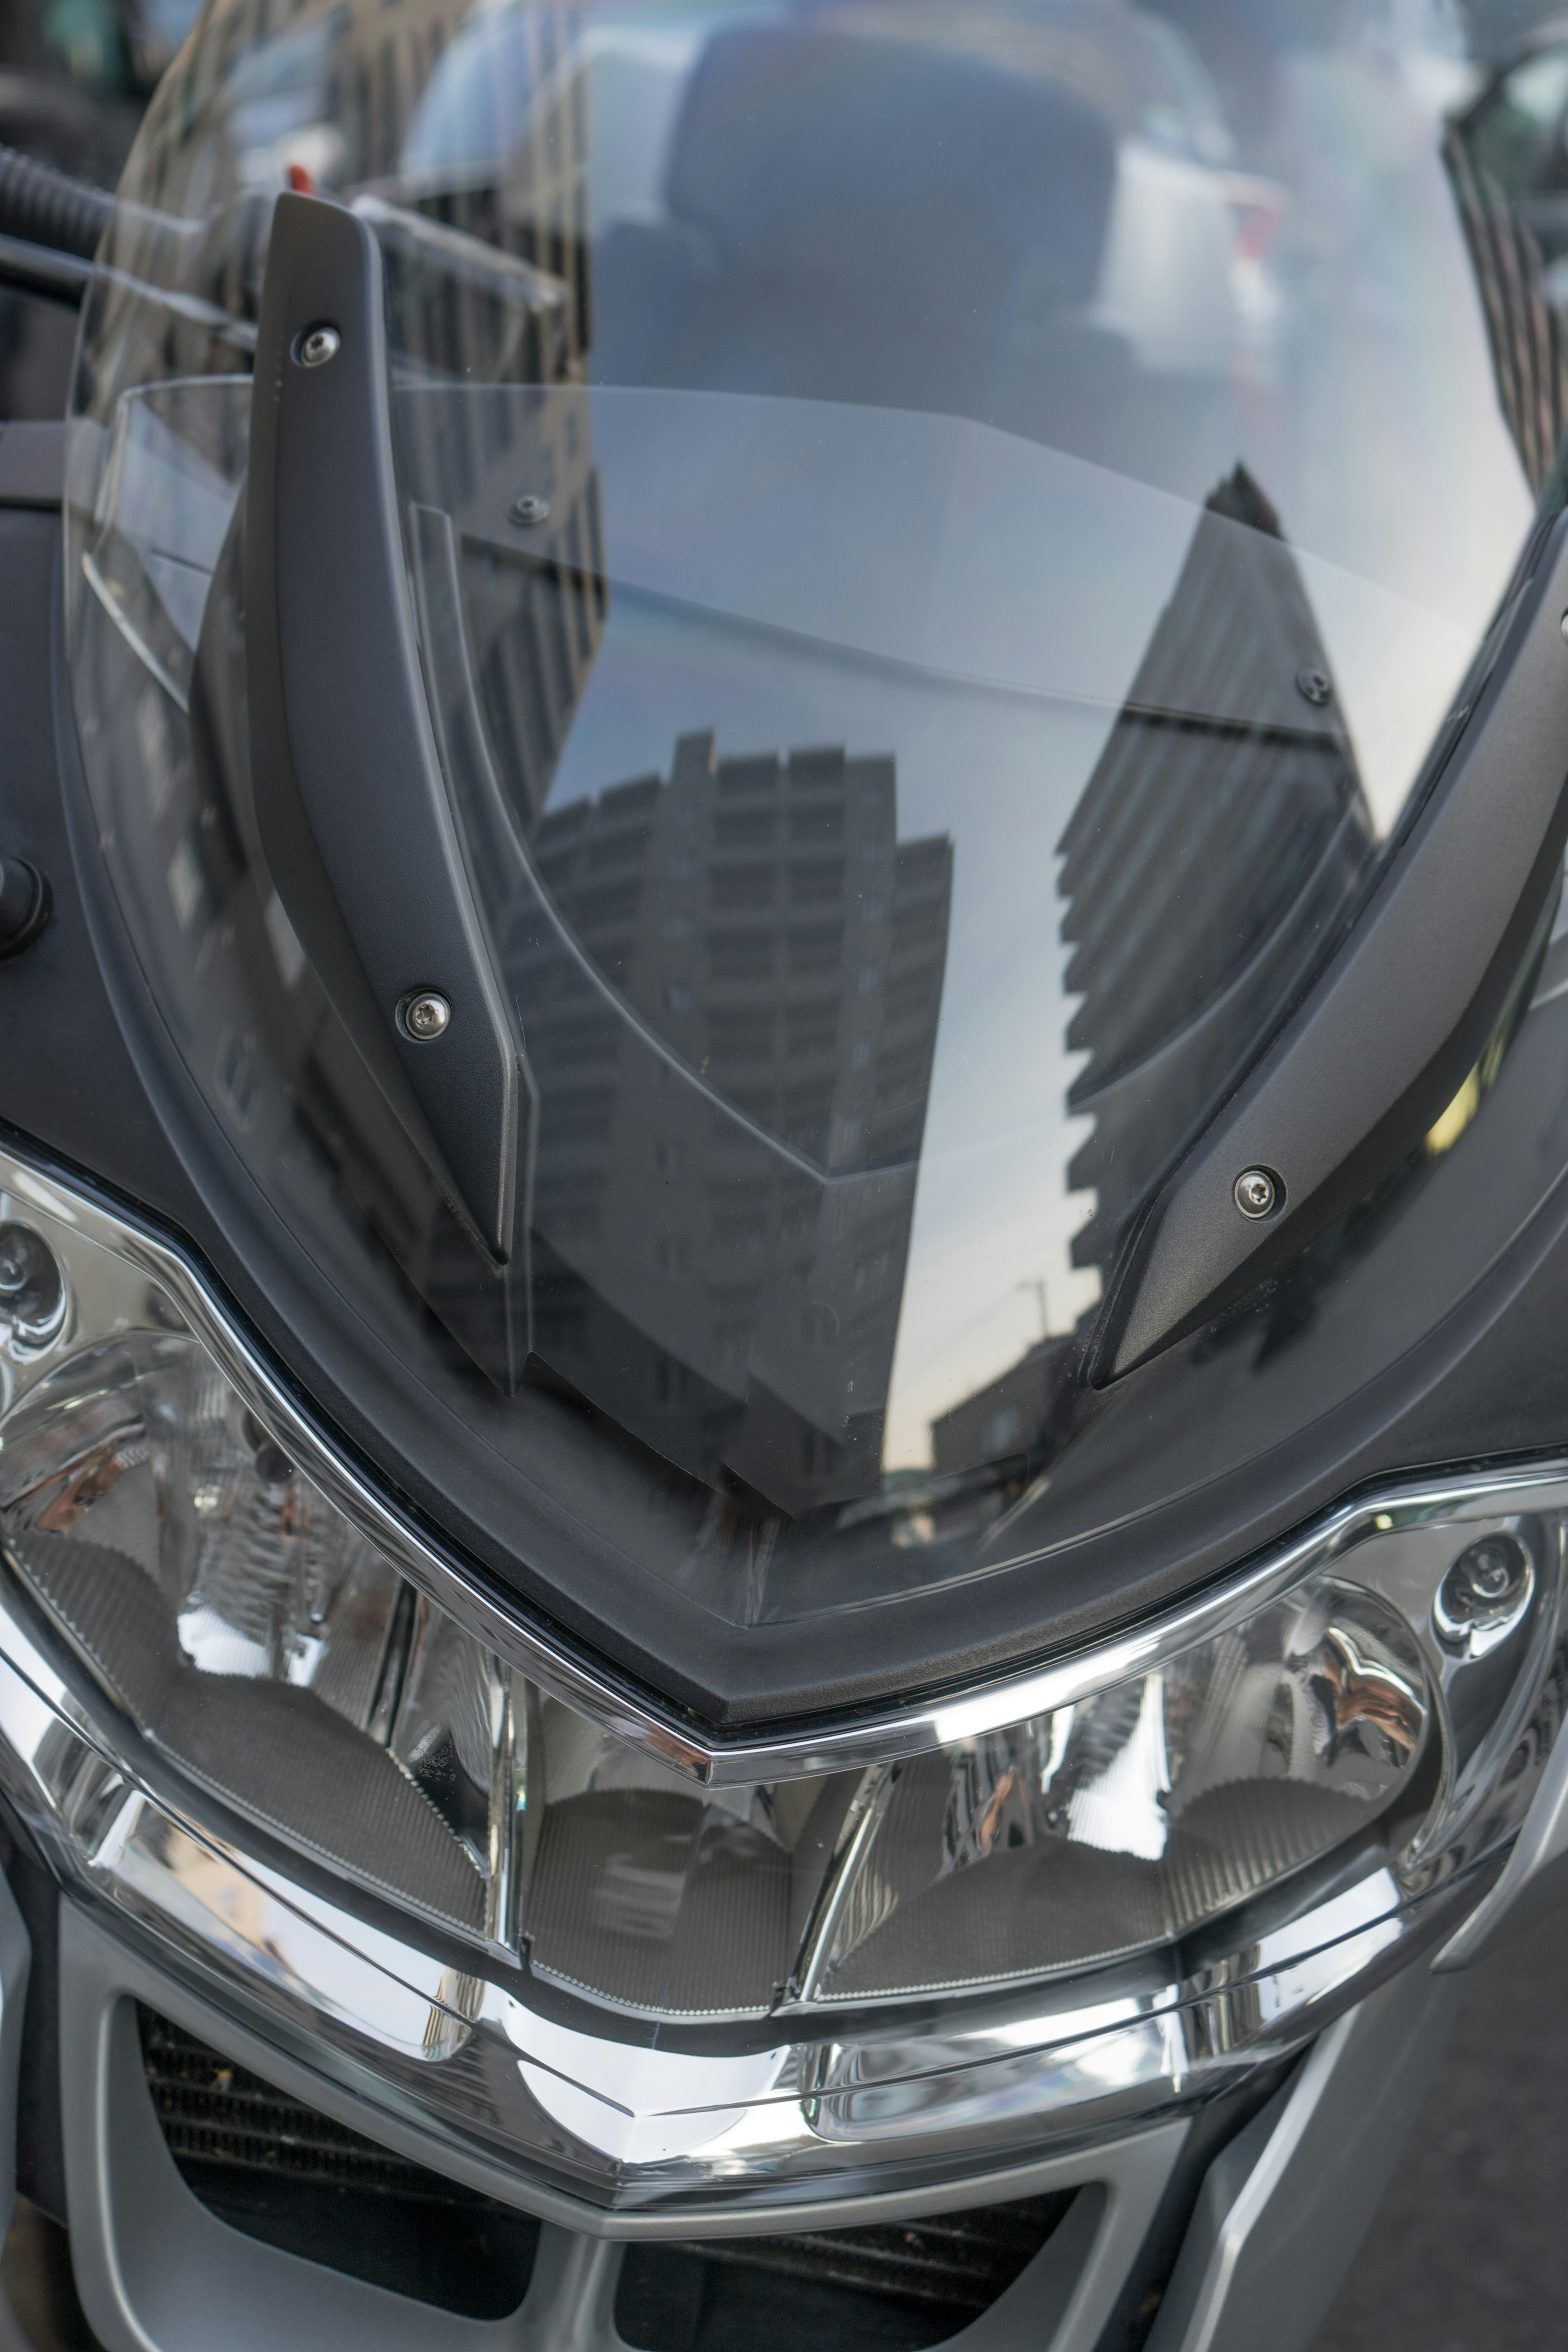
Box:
[65,0,1568,1636]
[1061,463,1374,1289]
[917,460,1376,1482]
[511,735,951,1516]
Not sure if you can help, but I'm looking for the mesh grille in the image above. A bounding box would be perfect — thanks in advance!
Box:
[137,2009,539,2319]
[138,2009,464,2198]
[695,2198,1071,2303]
[140,2008,1071,2345]
[615,2191,1073,2352]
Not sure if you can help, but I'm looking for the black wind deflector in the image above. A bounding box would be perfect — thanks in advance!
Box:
[245,190,521,1260]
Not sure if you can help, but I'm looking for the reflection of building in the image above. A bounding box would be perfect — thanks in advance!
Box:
[1060,465,1375,1282]
[503,734,953,1516]
[930,1339,1067,1476]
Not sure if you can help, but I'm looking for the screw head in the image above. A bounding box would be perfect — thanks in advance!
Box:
[1434,1532,1534,1655]
[400,990,451,1042]
[1296,667,1333,707]
[1560,612,1568,644]
[296,324,341,368]
[1233,1167,1279,1220]
[509,493,551,529]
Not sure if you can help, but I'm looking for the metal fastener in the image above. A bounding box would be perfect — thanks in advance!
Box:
[1295,667,1332,707]
[1560,611,1568,644]
[509,493,551,528]
[1233,1167,1279,1220]
[399,990,451,1041]
[296,325,341,369]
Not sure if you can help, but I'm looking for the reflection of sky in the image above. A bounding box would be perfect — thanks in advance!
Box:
[521,10,1534,1471]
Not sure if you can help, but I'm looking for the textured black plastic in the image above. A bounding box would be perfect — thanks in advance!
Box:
[246,192,519,1257]
[1106,510,1568,1375]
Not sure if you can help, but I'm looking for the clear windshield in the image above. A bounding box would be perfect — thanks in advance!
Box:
[63,1,1568,1655]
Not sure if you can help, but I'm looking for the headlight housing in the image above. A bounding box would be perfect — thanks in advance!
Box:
[0,1319,1434,2008]
[0,1144,1557,2210]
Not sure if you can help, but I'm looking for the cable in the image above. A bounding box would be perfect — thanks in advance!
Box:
[0,143,111,264]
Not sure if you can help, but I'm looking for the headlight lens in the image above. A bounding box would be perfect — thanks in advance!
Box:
[0,1324,1432,2014]
[0,1147,1559,2210]
[1,1332,510,1945]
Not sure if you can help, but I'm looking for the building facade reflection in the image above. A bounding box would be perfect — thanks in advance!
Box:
[1060,463,1376,1287]
[924,465,1376,1480]
[509,734,953,1519]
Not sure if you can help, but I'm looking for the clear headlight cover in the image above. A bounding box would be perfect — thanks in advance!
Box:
[0,1216,1455,2019]
[0,1154,1563,2204]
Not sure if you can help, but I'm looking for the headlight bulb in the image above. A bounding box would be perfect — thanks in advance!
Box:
[1433,1532,1536,1657]
[0,1221,66,1354]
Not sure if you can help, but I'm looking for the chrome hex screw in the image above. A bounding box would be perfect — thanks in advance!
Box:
[509,493,551,528]
[1296,667,1333,707]
[1234,1167,1280,1220]
[399,989,452,1042]
[295,324,341,368]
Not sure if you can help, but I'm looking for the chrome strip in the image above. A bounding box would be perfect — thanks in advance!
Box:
[1,1138,1565,1786]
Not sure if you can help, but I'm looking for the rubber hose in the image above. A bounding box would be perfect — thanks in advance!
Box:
[0,143,113,261]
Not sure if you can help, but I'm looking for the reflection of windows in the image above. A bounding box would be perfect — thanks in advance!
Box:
[708,1013,775,1065]
[710,864,775,910]
[788,922,842,977]
[786,1008,839,1058]
[789,802,844,845]
[1060,466,1374,1282]
[714,808,777,848]
[708,929,774,983]
[789,859,845,905]
[511,733,952,1510]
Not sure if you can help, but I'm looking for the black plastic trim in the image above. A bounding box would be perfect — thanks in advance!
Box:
[245,192,519,1259]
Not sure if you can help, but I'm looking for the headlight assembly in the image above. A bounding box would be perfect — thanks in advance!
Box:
[0,1142,1560,2214]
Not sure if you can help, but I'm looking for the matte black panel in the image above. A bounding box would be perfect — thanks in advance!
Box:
[1105,511,1568,1376]
[245,192,519,1258]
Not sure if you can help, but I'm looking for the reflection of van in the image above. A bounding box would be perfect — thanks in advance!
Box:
[401,3,1282,465]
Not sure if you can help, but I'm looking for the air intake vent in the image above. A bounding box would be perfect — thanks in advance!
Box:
[615,2192,1073,2352]
[137,2007,539,2319]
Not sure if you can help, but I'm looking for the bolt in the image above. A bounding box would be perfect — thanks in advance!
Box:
[1233,1167,1279,1220]
[400,989,451,1042]
[296,325,341,369]
[509,493,551,528]
[1296,667,1332,707]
